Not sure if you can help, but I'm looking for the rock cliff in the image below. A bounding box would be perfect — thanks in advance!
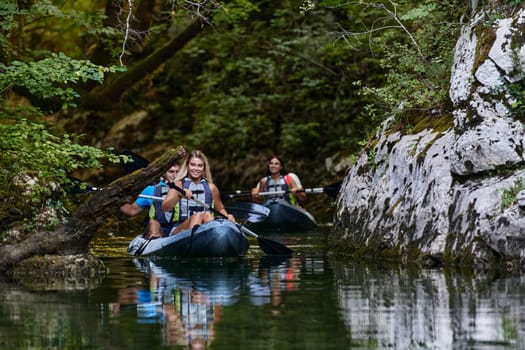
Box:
[332,7,525,269]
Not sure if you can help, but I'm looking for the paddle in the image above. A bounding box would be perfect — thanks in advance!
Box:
[223,202,270,223]
[67,150,151,194]
[138,195,270,223]
[168,184,293,256]
[120,150,150,173]
[223,181,342,200]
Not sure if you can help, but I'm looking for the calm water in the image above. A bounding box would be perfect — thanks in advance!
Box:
[1,226,525,349]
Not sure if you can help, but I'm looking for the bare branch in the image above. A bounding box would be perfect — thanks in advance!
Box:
[120,0,134,66]
[327,0,425,61]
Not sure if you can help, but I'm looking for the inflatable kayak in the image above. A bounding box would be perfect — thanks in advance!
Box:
[127,219,250,257]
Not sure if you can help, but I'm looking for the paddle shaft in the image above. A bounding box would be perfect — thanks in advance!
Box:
[167,185,262,239]
[140,185,293,255]
[139,194,167,201]
[140,194,237,218]
[257,188,325,196]
[225,185,340,198]
[139,195,270,224]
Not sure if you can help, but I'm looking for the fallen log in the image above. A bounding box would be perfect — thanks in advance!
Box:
[0,146,185,276]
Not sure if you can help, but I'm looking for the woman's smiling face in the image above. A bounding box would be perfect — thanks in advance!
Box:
[268,157,283,174]
[188,157,205,180]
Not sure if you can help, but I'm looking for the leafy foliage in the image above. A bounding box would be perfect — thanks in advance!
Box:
[0,114,124,202]
[0,0,128,209]
[501,178,525,209]
[507,79,525,118]
[0,0,473,227]
[0,53,125,109]
[138,0,466,190]
[0,0,109,62]
[145,1,381,187]
[329,0,463,122]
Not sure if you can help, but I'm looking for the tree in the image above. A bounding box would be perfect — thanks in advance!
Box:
[0,147,184,274]
[313,0,465,123]
[0,0,472,239]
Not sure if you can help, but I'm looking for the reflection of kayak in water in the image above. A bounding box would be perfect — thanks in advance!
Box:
[132,258,250,347]
[127,219,250,257]
[133,258,249,306]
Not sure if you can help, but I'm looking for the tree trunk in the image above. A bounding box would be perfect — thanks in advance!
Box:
[89,0,124,68]
[131,0,157,53]
[0,146,185,273]
[81,18,206,110]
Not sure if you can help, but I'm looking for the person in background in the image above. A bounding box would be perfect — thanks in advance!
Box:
[120,163,180,238]
[251,172,303,195]
[251,156,306,206]
[161,150,234,235]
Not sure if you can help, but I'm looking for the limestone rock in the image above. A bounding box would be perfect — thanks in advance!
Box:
[334,8,525,268]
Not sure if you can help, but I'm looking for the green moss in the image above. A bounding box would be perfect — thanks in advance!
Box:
[473,25,497,73]
[415,131,446,165]
[501,178,525,209]
[385,112,454,137]
[412,113,454,134]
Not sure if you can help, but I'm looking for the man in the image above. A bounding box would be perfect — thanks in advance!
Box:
[120,163,180,237]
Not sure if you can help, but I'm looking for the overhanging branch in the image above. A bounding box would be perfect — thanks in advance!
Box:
[82,19,206,110]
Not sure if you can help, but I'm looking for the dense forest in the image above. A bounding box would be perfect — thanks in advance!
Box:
[1,0,504,236]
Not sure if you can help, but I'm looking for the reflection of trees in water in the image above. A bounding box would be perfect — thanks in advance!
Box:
[333,263,525,349]
[0,283,99,349]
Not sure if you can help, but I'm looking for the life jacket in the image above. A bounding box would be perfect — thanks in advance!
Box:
[263,174,297,205]
[174,177,213,223]
[146,184,176,236]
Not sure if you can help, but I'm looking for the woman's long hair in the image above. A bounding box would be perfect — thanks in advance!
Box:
[265,155,287,176]
[175,150,213,183]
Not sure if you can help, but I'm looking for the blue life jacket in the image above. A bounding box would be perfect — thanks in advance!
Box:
[146,184,176,236]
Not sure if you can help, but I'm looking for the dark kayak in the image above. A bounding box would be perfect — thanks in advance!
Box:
[127,219,250,257]
[249,198,317,233]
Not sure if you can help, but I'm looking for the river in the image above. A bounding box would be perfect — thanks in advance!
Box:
[0,226,524,349]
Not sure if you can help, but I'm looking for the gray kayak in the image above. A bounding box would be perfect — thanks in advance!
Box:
[127,219,250,257]
[249,198,317,233]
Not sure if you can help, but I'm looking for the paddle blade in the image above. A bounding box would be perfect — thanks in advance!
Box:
[225,202,270,223]
[120,150,149,173]
[256,237,293,256]
[322,181,342,198]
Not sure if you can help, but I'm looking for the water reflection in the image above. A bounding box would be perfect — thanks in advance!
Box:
[104,256,299,348]
[248,255,298,308]
[124,258,246,347]
[334,263,525,349]
[2,252,525,349]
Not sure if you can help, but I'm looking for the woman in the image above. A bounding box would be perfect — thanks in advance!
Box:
[251,156,306,206]
[162,150,234,235]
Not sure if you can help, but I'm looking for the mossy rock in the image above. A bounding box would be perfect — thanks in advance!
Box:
[9,254,108,291]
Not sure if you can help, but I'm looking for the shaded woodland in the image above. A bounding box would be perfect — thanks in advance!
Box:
[0,0,486,272]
